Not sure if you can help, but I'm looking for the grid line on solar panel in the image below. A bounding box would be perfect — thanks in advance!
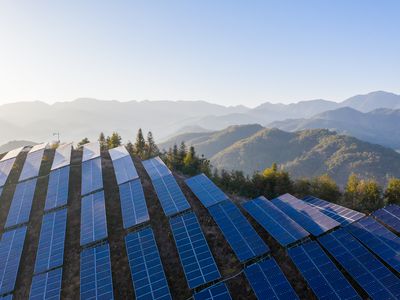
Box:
[288,241,360,300]
[119,180,149,229]
[29,267,62,300]
[208,200,269,262]
[80,191,108,246]
[112,155,139,185]
[244,257,298,300]
[142,157,171,180]
[0,226,27,295]
[0,158,16,188]
[272,194,340,236]
[34,208,67,274]
[372,204,400,233]
[44,166,70,212]
[194,282,232,300]
[348,216,400,273]
[82,142,101,162]
[170,212,221,289]
[125,227,172,300]
[81,157,103,196]
[185,174,229,208]
[51,143,72,171]
[243,196,309,247]
[80,243,114,300]
[5,178,37,229]
[302,195,365,226]
[0,147,24,162]
[19,149,45,182]
[318,228,400,299]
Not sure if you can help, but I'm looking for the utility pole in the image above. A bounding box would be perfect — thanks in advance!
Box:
[53,132,60,143]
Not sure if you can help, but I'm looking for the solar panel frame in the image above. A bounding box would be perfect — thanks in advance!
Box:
[19,148,45,182]
[0,147,24,162]
[108,146,129,161]
[125,227,172,300]
[170,212,221,289]
[5,178,37,229]
[0,158,16,188]
[208,200,269,262]
[81,157,103,196]
[0,226,27,295]
[142,157,171,180]
[34,208,67,274]
[111,155,139,185]
[51,143,72,171]
[119,180,149,229]
[194,282,232,300]
[243,196,309,247]
[44,166,70,212]
[29,267,62,300]
[82,142,101,162]
[372,204,400,233]
[80,243,114,300]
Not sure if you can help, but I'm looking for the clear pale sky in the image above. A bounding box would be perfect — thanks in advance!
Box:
[0,1,399,107]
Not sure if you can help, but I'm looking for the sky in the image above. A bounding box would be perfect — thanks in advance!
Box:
[0,1,399,107]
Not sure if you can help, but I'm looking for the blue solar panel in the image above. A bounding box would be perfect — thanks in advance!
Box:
[5,178,37,229]
[244,258,298,300]
[34,208,67,274]
[0,295,12,300]
[125,228,171,300]
[170,212,221,289]
[194,283,232,300]
[288,241,360,300]
[0,226,27,295]
[318,228,400,299]
[29,267,62,300]
[44,166,70,212]
[243,196,309,247]
[372,204,400,234]
[80,243,114,300]
[81,191,108,246]
[19,149,45,182]
[119,180,149,229]
[348,216,400,273]
[185,174,229,208]
[81,157,103,196]
[303,196,365,226]
[271,194,340,236]
[152,174,190,216]
[142,157,171,180]
[82,142,100,162]
[0,158,16,187]
[208,200,269,262]
[111,155,139,185]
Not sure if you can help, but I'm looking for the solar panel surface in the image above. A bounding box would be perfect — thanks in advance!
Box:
[125,228,171,300]
[142,157,171,180]
[0,226,27,295]
[29,267,62,300]
[0,295,12,300]
[194,283,232,300]
[34,208,67,274]
[108,146,129,161]
[29,143,47,153]
[0,158,16,187]
[82,142,101,162]
[44,166,70,212]
[81,191,108,246]
[272,194,340,236]
[185,174,228,208]
[119,180,149,229]
[243,196,309,247]
[318,228,400,299]
[0,147,24,162]
[208,200,269,261]
[288,241,360,300]
[51,143,72,171]
[81,157,103,196]
[244,258,298,300]
[112,155,139,185]
[19,148,45,182]
[5,178,37,229]
[170,212,220,289]
[372,204,400,233]
[80,243,114,300]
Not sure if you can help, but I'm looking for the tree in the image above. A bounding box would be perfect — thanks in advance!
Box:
[310,174,341,203]
[98,132,107,150]
[146,131,159,158]
[77,137,90,150]
[178,142,187,162]
[345,174,383,212]
[134,128,146,158]
[108,132,122,149]
[385,178,400,205]
[344,173,360,208]
[261,163,293,199]
[126,141,134,154]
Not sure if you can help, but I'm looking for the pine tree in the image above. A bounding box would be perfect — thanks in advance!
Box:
[99,132,107,150]
[385,178,400,205]
[108,132,122,149]
[146,131,159,158]
[134,128,146,158]
[77,137,90,150]
[178,142,187,162]
[126,141,134,154]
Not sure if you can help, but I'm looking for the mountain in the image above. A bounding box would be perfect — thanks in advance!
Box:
[341,91,400,112]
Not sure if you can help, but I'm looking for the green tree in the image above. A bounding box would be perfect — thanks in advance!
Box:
[77,137,90,150]
[260,163,293,199]
[310,174,341,203]
[126,141,134,154]
[98,132,107,150]
[345,174,383,212]
[108,132,122,149]
[146,131,159,158]
[178,142,187,162]
[134,128,146,158]
[385,178,400,205]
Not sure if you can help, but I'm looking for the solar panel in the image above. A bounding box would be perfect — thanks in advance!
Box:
[119,180,149,229]
[243,196,309,247]
[208,200,269,262]
[348,216,400,273]
[0,147,24,162]
[0,187,2,198]
[194,282,232,300]
[271,194,340,236]
[0,158,16,187]
[0,295,12,300]
[244,257,298,300]
[302,195,365,226]
[51,143,72,171]
[0,226,27,295]
[152,174,190,216]
[80,243,114,300]
[19,148,45,182]
[125,228,171,300]
[81,157,103,196]
[108,146,129,161]
[29,267,62,300]
[29,143,48,153]
[372,204,400,233]
[185,174,229,208]
[5,178,37,229]
[44,166,70,212]
[288,241,360,300]
[81,190,108,246]
[142,157,171,180]
[111,155,139,185]
[170,212,221,289]
[82,142,101,162]
[34,208,67,274]
[318,228,400,299]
